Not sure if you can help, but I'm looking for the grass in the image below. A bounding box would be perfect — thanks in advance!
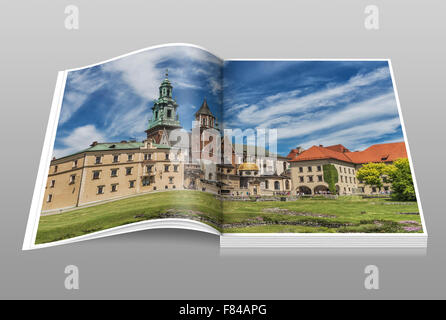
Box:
[36,191,222,244]
[222,196,422,233]
[36,191,422,244]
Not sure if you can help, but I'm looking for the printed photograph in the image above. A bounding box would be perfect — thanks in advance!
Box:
[35,46,423,245]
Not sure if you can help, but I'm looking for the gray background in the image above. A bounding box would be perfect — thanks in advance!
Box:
[0,0,445,299]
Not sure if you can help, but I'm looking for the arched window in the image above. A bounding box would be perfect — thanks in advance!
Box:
[274,181,280,190]
[285,180,290,190]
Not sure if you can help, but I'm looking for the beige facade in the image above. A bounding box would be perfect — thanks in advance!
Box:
[290,159,393,195]
[42,142,184,212]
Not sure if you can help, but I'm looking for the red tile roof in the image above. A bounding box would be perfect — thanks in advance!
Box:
[289,142,407,164]
[346,142,408,164]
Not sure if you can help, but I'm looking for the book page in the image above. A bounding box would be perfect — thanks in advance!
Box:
[220,59,426,239]
[23,44,225,249]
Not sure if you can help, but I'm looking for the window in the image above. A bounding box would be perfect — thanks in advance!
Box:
[142,177,150,186]
[73,160,78,168]
[128,154,133,161]
[97,186,104,194]
[165,153,169,160]
[146,165,153,173]
[95,156,101,164]
[129,180,135,188]
[318,175,323,182]
[209,173,213,180]
[286,180,290,190]
[144,153,152,160]
[93,171,100,179]
[299,167,303,173]
[155,111,158,119]
[69,175,76,184]
[165,185,168,189]
[169,177,174,184]
[265,180,269,189]
[341,176,344,182]
[164,165,169,172]
[173,185,176,189]
[126,167,133,175]
[47,194,52,202]
[54,165,58,173]
[153,186,157,191]
[317,166,321,172]
[308,176,313,182]
[299,176,304,183]
[174,165,179,172]
[50,180,55,188]
[113,155,119,163]
[344,167,347,173]
[349,177,352,183]
[274,181,280,190]
[167,109,172,118]
[111,184,118,192]
[307,166,312,172]
[111,169,118,177]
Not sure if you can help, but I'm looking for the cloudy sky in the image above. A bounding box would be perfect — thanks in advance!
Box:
[53,47,405,158]
[223,60,405,155]
[53,45,222,158]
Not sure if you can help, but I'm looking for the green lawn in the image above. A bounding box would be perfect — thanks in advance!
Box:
[223,196,422,233]
[36,192,423,244]
[36,191,222,244]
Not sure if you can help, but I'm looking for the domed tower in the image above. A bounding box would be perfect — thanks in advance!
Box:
[145,70,182,145]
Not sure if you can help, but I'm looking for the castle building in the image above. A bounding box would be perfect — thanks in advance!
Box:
[42,72,185,213]
[287,142,408,195]
[42,70,297,213]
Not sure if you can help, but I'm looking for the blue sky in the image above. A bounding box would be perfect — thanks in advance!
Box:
[223,60,404,155]
[53,46,222,158]
[53,47,404,158]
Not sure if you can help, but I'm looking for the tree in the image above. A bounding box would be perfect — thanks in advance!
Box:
[386,158,416,201]
[356,162,388,189]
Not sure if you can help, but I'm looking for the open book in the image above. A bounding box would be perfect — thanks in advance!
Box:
[23,44,427,250]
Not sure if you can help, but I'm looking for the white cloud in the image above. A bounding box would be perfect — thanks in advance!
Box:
[53,125,105,158]
[296,117,403,151]
[102,46,222,100]
[234,67,391,125]
[275,91,398,140]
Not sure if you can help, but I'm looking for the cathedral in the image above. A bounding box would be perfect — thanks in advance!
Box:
[41,71,292,213]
